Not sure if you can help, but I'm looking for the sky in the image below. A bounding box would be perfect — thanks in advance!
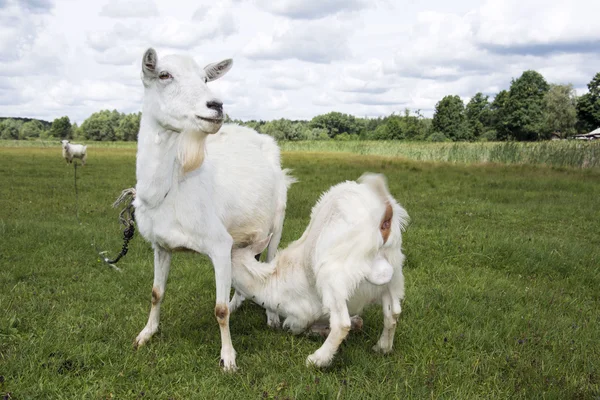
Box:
[1,0,599,124]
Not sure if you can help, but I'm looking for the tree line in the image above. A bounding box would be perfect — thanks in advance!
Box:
[2,70,599,142]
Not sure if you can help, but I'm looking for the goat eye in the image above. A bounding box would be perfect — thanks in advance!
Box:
[204,77,208,83]
[159,71,172,80]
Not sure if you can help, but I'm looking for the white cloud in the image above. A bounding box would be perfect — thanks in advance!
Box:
[243,19,351,63]
[474,0,600,52]
[99,0,159,18]
[1,0,599,123]
[254,0,368,19]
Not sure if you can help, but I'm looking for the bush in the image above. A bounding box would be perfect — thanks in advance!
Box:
[427,132,449,142]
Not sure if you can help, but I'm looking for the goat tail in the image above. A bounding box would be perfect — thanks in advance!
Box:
[358,172,410,232]
[267,169,296,261]
[282,168,298,188]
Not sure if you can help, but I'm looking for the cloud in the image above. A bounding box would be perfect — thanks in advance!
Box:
[191,3,237,38]
[0,0,53,13]
[255,0,368,19]
[473,0,600,53]
[262,64,319,90]
[333,60,391,94]
[94,45,142,65]
[88,2,238,61]
[0,2,64,76]
[243,20,351,63]
[99,0,158,18]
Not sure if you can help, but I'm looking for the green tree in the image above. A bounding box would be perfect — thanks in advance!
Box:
[490,90,510,140]
[0,118,22,140]
[432,95,468,141]
[19,120,44,139]
[465,93,491,140]
[310,112,364,138]
[504,70,549,141]
[115,112,141,141]
[576,72,600,132]
[49,116,73,139]
[260,119,304,141]
[543,84,577,138]
[80,109,123,141]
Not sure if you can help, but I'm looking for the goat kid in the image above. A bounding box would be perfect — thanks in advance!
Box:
[61,140,87,166]
[132,48,292,371]
[231,173,409,367]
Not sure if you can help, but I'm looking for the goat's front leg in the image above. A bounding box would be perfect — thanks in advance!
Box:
[306,293,351,368]
[134,245,171,348]
[372,287,402,353]
[209,237,237,372]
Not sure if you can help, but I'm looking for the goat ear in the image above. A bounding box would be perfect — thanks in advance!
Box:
[251,233,272,256]
[142,48,158,81]
[204,59,233,82]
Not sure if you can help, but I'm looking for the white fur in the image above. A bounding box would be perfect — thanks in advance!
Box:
[61,140,87,166]
[231,173,409,367]
[132,48,292,372]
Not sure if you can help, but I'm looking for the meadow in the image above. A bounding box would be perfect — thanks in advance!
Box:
[3,139,600,169]
[0,144,599,399]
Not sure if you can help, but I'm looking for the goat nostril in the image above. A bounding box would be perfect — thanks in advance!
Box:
[207,100,223,111]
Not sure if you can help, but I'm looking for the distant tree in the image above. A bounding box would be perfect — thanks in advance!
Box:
[465,93,491,140]
[432,95,468,141]
[576,72,600,132]
[0,118,22,140]
[71,122,81,140]
[310,112,364,138]
[80,109,123,141]
[49,116,73,139]
[504,70,549,140]
[115,112,141,141]
[543,84,577,138]
[490,90,510,140]
[19,120,44,139]
[261,119,304,141]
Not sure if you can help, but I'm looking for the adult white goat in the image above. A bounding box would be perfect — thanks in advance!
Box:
[61,140,87,165]
[132,48,292,371]
[231,173,409,367]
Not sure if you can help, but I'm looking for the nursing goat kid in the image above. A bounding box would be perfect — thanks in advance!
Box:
[61,140,87,165]
[231,173,409,367]
[132,48,292,371]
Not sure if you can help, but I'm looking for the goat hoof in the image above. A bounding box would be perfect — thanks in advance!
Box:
[220,358,238,372]
[220,349,237,372]
[372,342,393,354]
[134,327,156,349]
[306,351,332,368]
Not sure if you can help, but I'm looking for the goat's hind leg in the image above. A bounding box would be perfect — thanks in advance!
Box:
[134,245,171,348]
[306,292,351,368]
[372,287,401,353]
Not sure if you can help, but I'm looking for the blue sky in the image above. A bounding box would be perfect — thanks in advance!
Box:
[0,0,599,123]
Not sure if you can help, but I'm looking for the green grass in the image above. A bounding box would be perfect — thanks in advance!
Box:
[4,138,599,169]
[1,146,599,399]
[279,140,600,169]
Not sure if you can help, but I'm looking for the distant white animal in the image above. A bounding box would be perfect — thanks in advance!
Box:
[231,173,409,367]
[131,48,293,371]
[61,140,87,165]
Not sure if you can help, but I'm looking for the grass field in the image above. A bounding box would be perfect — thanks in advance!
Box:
[3,138,600,169]
[1,145,599,399]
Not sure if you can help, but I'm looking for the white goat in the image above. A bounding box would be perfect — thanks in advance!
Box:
[132,48,292,371]
[61,140,87,165]
[231,173,409,367]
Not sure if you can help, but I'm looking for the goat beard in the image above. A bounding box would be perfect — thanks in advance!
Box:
[177,130,208,174]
